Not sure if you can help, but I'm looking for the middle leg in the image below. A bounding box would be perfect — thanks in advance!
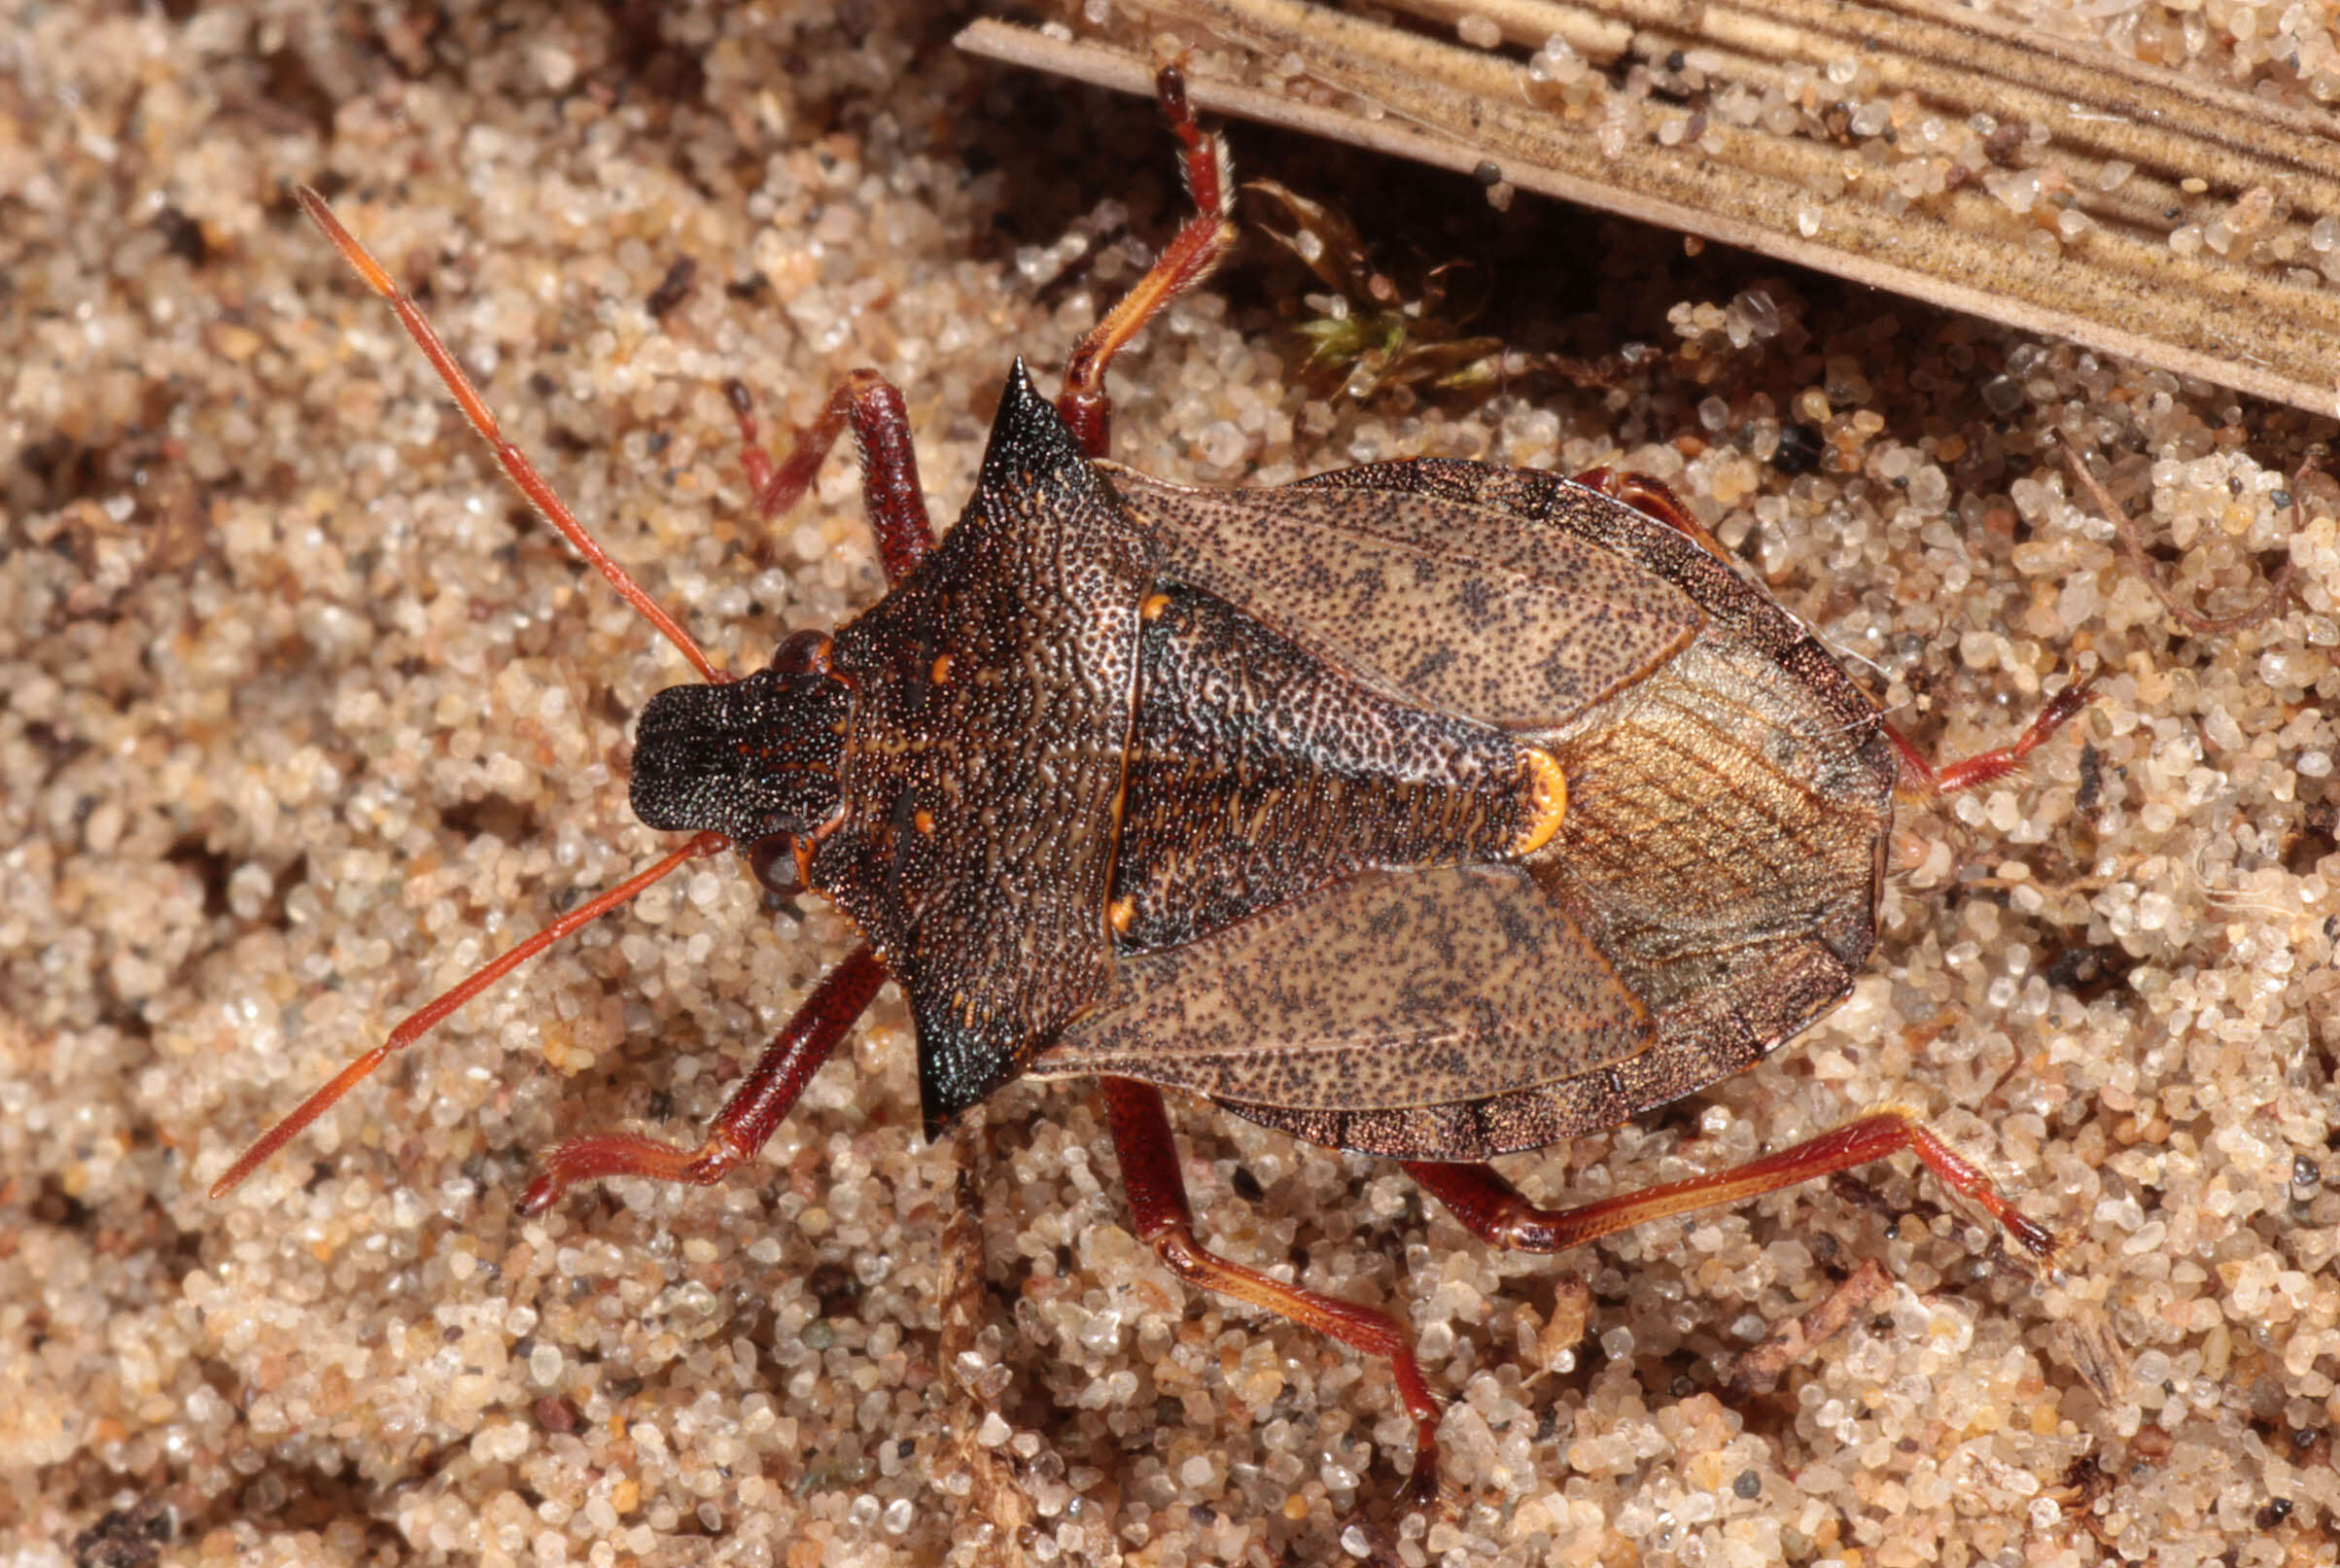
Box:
[1571,467,1733,560]
[1055,65,1240,460]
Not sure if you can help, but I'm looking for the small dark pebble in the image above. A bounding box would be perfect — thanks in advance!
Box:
[153,206,209,267]
[2077,743,2104,812]
[1771,423,1824,475]
[536,1396,579,1434]
[1734,1470,1763,1500]
[71,1502,174,1568]
[646,256,699,318]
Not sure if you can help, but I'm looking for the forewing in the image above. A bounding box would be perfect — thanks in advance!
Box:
[1030,864,1659,1157]
[1086,457,1899,1152]
[1105,468,1703,731]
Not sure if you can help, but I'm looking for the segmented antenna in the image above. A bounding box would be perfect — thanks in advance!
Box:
[215,191,745,1195]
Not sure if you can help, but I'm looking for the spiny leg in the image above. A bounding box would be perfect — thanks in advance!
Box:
[295,188,721,684]
[725,370,935,583]
[212,831,728,1197]
[1101,1079,1445,1508]
[1056,65,1240,460]
[1403,1109,2055,1263]
[516,944,887,1215]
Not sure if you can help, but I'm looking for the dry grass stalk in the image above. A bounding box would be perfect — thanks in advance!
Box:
[960,0,2340,416]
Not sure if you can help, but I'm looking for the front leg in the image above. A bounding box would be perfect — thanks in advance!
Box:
[727,370,935,583]
[517,945,888,1214]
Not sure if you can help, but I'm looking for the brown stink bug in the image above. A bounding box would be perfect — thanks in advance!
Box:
[215,69,2090,1503]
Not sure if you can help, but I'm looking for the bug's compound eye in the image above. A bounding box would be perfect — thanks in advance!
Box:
[772,629,832,677]
[747,831,805,898]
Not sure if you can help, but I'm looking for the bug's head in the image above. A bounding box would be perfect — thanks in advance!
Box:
[630,629,849,896]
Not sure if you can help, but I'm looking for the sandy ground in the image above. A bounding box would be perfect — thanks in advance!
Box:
[3,1,2336,1564]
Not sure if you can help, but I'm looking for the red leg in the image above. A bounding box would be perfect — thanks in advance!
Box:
[1101,1079,1445,1507]
[271,194,905,1215]
[212,831,730,1198]
[727,371,934,584]
[1403,1109,2054,1262]
[515,944,887,1214]
[1889,674,2094,800]
[1056,66,1240,460]
[1572,467,1733,560]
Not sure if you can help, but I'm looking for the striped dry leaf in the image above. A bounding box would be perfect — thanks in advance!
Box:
[961,0,2340,416]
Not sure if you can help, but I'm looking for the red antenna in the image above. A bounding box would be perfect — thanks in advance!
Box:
[211,832,725,1197]
[213,189,737,1196]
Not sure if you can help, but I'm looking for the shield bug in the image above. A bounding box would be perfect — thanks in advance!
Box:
[216,68,2090,1503]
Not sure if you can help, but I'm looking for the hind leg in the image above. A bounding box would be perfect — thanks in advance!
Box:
[1404,1109,2055,1261]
